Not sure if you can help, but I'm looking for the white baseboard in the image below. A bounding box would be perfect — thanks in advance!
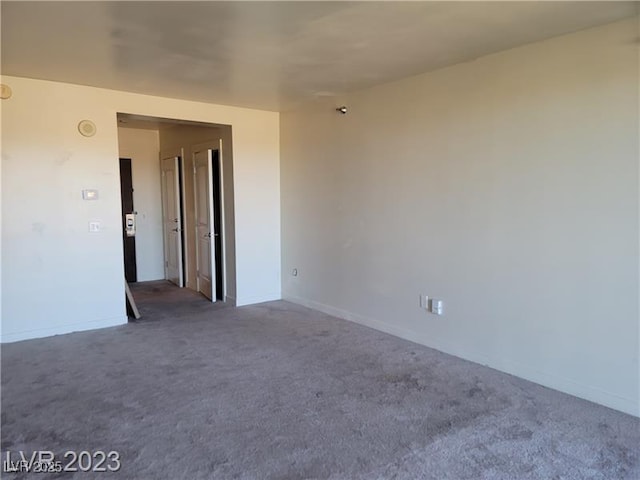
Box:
[236,292,281,307]
[283,293,639,418]
[1,316,128,343]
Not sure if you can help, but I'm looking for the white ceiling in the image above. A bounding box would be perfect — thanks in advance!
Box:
[2,2,638,112]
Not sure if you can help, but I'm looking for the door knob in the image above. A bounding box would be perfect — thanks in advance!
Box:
[172,228,179,232]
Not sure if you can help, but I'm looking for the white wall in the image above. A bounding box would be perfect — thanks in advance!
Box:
[117,127,165,282]
[1,76,280,342]
[280,18,639,416]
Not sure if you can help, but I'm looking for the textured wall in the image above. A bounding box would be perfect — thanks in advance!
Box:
[280,19,639,415]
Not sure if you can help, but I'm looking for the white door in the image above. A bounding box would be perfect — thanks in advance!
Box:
[194,149,215,301]
[161,155,184,287]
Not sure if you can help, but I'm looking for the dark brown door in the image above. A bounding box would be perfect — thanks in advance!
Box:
[120,158,137,282]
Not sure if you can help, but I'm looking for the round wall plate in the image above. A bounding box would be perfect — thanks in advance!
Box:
[78,120,97,137]
[0,84,12,100]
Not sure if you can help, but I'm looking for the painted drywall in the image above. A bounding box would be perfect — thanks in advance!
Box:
[159,124,237,302]
[0,83,4,330]
[117,127,165,282]
[1,76,280,342]
[281,18,639,416]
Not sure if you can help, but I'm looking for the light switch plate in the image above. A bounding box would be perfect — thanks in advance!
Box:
[420,294,429,309]
[431,299,444,315]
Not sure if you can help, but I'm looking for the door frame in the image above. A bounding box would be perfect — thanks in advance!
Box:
[159,147,188,287]
[192,139,226,301]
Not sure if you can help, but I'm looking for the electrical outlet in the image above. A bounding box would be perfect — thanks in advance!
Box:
[88,221,101,233]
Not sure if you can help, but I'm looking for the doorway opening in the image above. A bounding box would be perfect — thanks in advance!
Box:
[116,113,236,309]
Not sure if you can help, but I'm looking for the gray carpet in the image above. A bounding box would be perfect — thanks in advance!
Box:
[2,281,638,479]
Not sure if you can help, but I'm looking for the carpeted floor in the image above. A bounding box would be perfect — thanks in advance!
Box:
[2,281,639,479]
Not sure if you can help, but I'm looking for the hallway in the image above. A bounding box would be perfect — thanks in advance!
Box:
[129,280,232,322]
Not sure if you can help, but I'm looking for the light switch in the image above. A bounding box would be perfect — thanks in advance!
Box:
[89,221,101,233]
[431,299,444,315]
[420,294,429,309]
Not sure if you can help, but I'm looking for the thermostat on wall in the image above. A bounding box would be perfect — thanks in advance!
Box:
[82,189,99,200]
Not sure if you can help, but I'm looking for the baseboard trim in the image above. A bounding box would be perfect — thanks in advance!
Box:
[236,293,281,307]
[1,316,128,344]
[283,293,639,418]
